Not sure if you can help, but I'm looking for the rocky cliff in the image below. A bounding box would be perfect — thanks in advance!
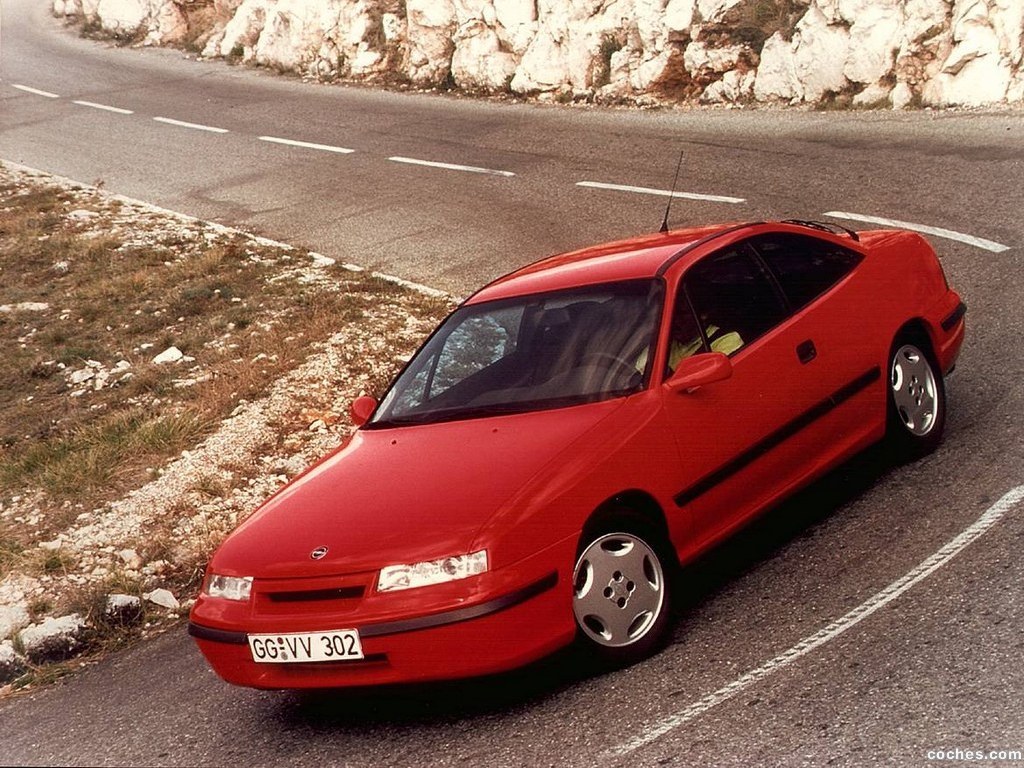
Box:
[53,0,1024,108]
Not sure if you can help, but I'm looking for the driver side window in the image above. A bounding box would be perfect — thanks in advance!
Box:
[664,293,703,376]
[682,244,788,360]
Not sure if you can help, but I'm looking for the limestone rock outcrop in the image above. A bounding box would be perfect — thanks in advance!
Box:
[54,0,1024,107]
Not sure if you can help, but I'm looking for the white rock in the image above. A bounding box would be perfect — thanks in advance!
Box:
[152,346,184,365]
[144,588,180,610]
[406,0,458,82]
[795,6,851,100]
[511,27,566,93]
[0,640,25,683]
[494,0,537,54]
[697,0,743,23]
[664,0,695,32]
[0,302,50,313]
[117,548,144,569]
[105,593,143,622]
[58,0,1024,110]
[452,20,518,90]
[853,81,893,106]
[381,12,403,42]
[844,1,902,84]
[18,614,87,663]
[95,0,147,33]
[684,41,745,74]
[754,32,802,100]
[701,68,755,102]
[143,0,188,44]
[0,604,31,641]
[69,367,96,385]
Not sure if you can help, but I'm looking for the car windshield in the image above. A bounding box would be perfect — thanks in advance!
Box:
[371,279,664,426]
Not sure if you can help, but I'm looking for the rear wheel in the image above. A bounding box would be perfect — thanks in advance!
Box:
[886,335,946,460]
[572,515,673,666]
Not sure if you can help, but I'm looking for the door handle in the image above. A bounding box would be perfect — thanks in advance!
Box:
[797,340,817,364]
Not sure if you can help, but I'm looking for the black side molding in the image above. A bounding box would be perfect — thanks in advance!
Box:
[362,572,559,638]
[941,301,967,332]
[674,367,881,507]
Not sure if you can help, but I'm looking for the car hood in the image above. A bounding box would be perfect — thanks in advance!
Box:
[211,400,625,578]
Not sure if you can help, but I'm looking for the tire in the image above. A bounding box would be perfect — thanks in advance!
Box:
[885,334,946,461]
[571,513,673,667]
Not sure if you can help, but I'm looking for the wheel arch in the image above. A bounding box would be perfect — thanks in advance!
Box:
[892,317,939,359]
[581,490,676,565]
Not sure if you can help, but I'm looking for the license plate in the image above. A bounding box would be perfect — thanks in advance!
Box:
[248,629,364,663]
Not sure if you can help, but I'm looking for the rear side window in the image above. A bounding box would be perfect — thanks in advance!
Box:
[751,233,863,311]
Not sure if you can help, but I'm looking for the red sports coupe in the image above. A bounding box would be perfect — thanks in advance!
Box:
[189,220,965,689]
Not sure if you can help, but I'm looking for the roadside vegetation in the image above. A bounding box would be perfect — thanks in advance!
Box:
[0,164,451,692]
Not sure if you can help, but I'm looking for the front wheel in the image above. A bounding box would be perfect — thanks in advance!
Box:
[572,521,672,667]
[886,337,946,460]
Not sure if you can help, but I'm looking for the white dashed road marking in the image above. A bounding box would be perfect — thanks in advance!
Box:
[576,180,746,204]
[258,136,355,154]
[12,84,60,98]
[605,484,1024,760]
[153,116,229,134]
[825,211,1011,253]
[73,100,134,115]
[388,156,515,177]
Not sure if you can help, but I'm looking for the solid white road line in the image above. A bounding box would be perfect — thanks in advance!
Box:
[258,136,355,154]
[12,84,60,98]
[73,100,134,115]
[605,483,1024,760]
[824,211,1011,253]
[576,180,746,204]
[153,116,229,134]
[388,156,515,177]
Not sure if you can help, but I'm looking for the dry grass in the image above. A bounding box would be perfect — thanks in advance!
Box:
[0,169,450,538]
[0,166,454,693]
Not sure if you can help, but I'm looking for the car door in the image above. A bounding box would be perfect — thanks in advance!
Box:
[747,231,881,462]
[658,240,836,557]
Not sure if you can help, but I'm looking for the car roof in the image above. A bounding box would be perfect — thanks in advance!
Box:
[467,223,750,304]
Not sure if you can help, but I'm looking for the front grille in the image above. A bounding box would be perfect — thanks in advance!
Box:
[266,586,365,603]
[254,571,375,617]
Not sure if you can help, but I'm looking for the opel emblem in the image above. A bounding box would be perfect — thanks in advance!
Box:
[310,546,329,560]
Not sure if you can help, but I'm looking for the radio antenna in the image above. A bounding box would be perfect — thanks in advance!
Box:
[660,150,685,234]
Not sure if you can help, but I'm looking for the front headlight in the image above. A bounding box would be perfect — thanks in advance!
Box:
[377,550,488,593]
[203,574,253,602]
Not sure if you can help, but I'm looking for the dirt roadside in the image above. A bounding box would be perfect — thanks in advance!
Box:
[0,162,452,693]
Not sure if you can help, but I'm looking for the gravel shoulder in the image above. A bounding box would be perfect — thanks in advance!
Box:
[0,162,452,693]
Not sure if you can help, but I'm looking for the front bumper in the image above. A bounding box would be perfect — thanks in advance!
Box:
[188,542,577,689]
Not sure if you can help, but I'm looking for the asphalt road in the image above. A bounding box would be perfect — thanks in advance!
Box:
[2,1,1024,766]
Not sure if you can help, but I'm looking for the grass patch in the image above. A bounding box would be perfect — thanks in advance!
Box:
[0,169,451,518]
[0,166,453,695]
[0,534,25,579]
[2,411,209,509]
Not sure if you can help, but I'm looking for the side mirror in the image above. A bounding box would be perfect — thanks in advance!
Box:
[666,352,732,394]
[350,395,378,427]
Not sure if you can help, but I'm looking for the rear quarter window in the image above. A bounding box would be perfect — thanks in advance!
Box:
[752,233,863,311]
